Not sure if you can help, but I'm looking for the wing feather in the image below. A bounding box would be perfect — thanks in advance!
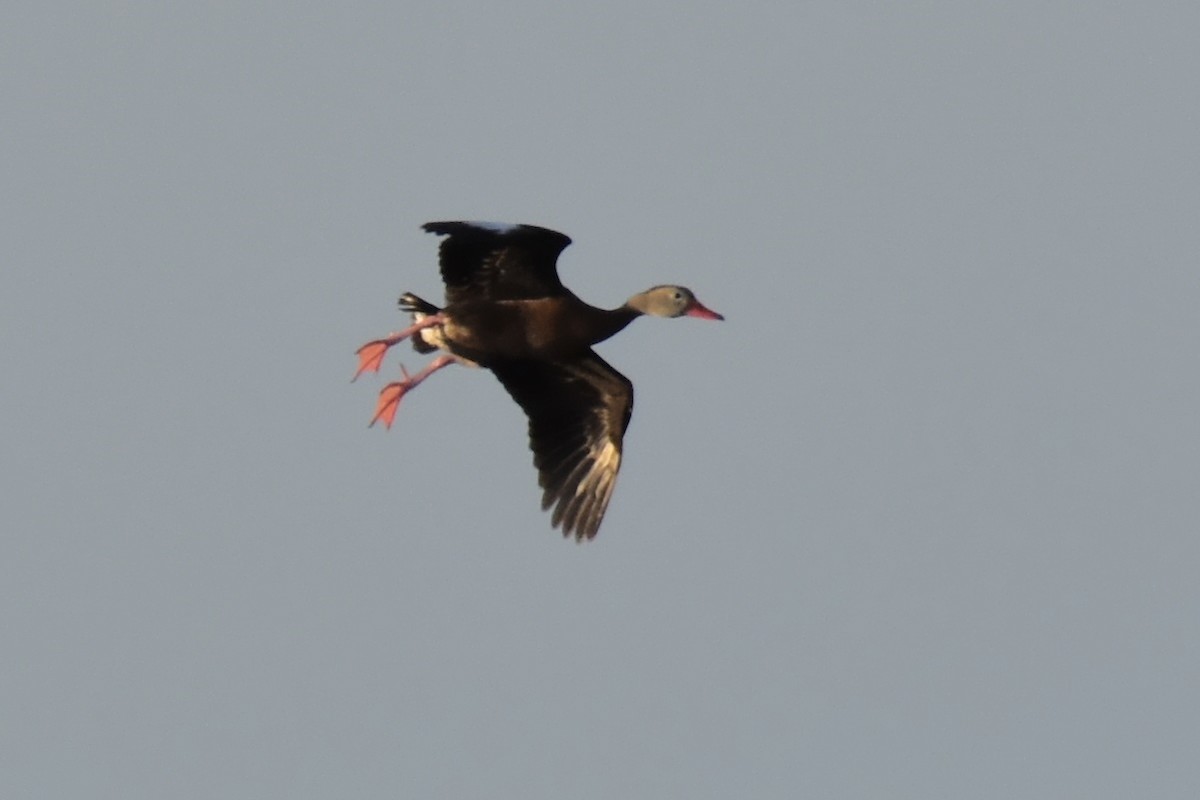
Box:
[422,221,572,303]
[490,351,633,541]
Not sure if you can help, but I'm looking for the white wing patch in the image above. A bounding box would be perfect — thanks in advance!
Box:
[576,440,620,496]
[463,220,519,234]
[569,439,621,536]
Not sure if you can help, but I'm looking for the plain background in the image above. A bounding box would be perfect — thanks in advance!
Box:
[3,3,1198,798]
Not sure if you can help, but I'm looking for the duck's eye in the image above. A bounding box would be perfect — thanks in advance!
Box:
[673,291,683,301]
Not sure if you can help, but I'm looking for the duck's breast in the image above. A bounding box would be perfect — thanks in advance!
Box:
[443,297,596,362]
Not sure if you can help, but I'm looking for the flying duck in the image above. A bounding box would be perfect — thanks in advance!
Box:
[354,221,723,541]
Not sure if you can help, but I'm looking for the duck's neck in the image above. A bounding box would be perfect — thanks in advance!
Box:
[586,304,641,345]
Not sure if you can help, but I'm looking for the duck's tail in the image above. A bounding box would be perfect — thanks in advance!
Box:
[398,292,442,354]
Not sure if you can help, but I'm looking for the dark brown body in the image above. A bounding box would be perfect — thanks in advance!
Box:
[442,296,638,365]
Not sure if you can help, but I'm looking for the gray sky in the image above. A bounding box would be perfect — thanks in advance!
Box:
[4,3,1198,798]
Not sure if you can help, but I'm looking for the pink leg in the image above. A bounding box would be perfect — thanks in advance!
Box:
[352,314,446,381]
[369,355,456,429]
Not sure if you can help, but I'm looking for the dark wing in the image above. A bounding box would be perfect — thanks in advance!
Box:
[422,221,573,304]
[490,351,634,541]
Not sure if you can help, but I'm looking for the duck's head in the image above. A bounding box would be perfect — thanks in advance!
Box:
[627,285,724,320]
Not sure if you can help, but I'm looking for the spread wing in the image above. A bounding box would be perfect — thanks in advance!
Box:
[422,221,573,304]
[489,351,634,541]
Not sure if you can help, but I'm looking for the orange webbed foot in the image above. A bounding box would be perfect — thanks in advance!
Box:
[361,354,455,430]
[368,366,415,429]
[369,383,406,429]
[353,340,394,381]
[353,315,447,381]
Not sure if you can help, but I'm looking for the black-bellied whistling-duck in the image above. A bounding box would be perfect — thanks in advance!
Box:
[354,221,723,541]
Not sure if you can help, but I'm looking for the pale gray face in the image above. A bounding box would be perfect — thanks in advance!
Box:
[644,285,697,317]
[636,285,725,320]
